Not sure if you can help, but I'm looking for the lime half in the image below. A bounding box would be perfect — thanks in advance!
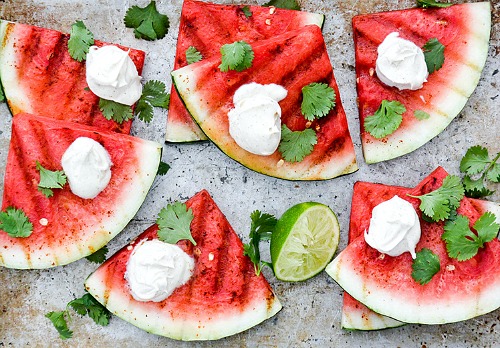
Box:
[270,202,340,282]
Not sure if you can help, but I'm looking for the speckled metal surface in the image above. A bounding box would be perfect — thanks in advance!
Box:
[0,0,499,346]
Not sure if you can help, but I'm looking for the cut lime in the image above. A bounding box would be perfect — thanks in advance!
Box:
[270,202,340,282]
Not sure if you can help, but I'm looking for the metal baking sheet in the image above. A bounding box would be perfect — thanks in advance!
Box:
[0,0,499,346]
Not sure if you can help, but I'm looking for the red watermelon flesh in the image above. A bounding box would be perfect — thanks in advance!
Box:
[172,25,357,180]
[0,20,146,134]
[84,190,282,341]
[354,2,491,163]
[328,167,500,325]
[0,113,161,269]
[166,0,325,142]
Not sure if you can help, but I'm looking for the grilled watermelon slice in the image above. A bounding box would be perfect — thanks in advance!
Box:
[84,190,281,341]
[172,25,357,180]
[327,167,500,325]
[166,0,325,142]
[354,2,491,163]
[0,113,161,269]
[0,20,146,134]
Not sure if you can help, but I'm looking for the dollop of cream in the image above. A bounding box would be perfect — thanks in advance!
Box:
[86,45,142,105]
[125,239,195,302]
[228,82,288,155]
[364,195,421,259]
[61,137,112,199]
[375,32,429,91]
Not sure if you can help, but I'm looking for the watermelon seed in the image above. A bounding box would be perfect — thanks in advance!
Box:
[127,245,133,251]
[265,19,271,25]
[446,264,455,271]
[208,252,214,261]
[369,68,374,76]
[305,121,312,128]
[269,7,276,15]
[39,218,48,226]
[277,159,284,168]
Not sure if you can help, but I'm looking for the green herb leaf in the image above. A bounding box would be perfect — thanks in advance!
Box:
[278,124,317,163]
[99,98,134,123]
[264,0,300,10]
[423,38,445,74]
[124,1,169,41]
[460,145,490,175]
[241,5,252,18]
[36,161,67,198]
[442,213,499,261]
[364,100,406,139]
[157,202,196,245]
[219,41,254,72]
[301,82,336,121]
[68,293,111,326]
[0,207,33,238]
[67,20,94,62]
[135,80,170,122]
[243,210,278,275]
[416,0,453,8]
[157,161,170,176]
[411,248,440,285]
[463,175,493,198]
[487,163,500,183]
[414,110,430,120]
[460,146,500,198]
[408,175,464,222]
[45,311,73,340]
[186,46,203,64]
[85,246,108,264]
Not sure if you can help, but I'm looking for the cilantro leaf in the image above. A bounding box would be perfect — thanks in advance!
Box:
[36,161,67,198]
[186,46,203,64]
[278,124,317,163]
[69,293,111,326]
[243,211,278,276]
[124,1,169,41]
[67,20,94,62]
[135,80,170,123]
[416,0,453,8]
[301,82,336,121]
[157,161,170,176]
[45,311,73,339]
[264,0,300,10]
[460,145,490,175]
[460,146,500,198]
[241,5,252,18]
[0,207,33,238]
[463,175,493,198]
[99,98,134,123]
[423,38,445,74]
[487,163,500,183]
[408,175,464,222]
[411,248,440,285]
[442,213,499,261]
[414,110,430,120]
[364,100,406,139]
[157,202,196,245]
[219,41,254,72]
[85,246,108,264]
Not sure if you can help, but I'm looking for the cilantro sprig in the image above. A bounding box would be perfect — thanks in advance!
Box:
[99,99,134,123]
[186,46,203,65]
[241,5,252,18]
[278,124,317,163]
[0,207,33,238]
[364,100,406,139]
[243,211,278,275]
[416,0,453,8]
[301,83,336,121]
[36,161,67,198]
[68,20,94,62]
[135,80,170,122]
[156,202,196,245]
[219,41,254,72]
[157,161,171,176]
[423,38,445,74]
[460,145,500,198]
[411,248,440,285]
[442,212,499,261]
[46,292,111,340]
[408,175,464,222]
[124,1,169,41]
[264,0,300,10]
[85,246,108,264]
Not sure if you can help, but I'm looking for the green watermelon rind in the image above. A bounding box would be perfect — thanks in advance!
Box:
[360,2,491,164]
[326,198,500,325]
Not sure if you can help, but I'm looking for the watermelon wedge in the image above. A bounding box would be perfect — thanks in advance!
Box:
[84,190,281,341]
[326,167,500,325]
[0,20,146,134]
[0,113,161,269]
[172,25,357,180]
[354,2,491,163]
[166,0,325,142]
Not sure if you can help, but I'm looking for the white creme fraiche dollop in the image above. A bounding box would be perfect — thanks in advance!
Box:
[61,137,112,199]
[228,82,288,156]
[125,239,195,302]
[86,45,142,105]
[364,195,421,259]
[375,32,429,91]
